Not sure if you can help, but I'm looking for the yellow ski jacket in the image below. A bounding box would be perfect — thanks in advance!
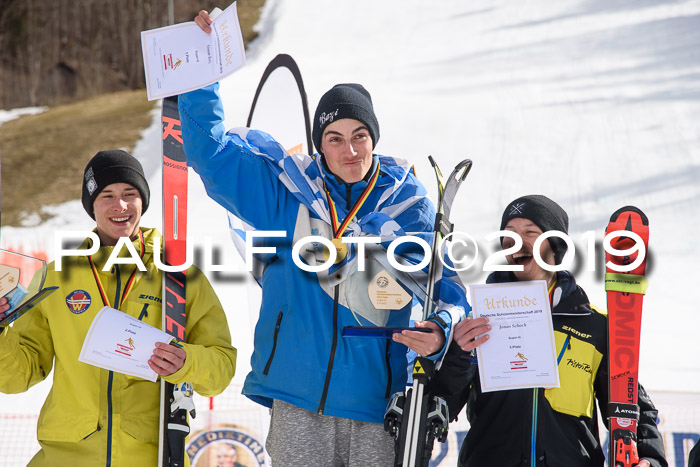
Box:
[0,228,236,466]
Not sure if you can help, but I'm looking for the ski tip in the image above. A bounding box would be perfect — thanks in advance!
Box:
[455,159,473,182]
[269,53,299,69]
[609,205,648,226]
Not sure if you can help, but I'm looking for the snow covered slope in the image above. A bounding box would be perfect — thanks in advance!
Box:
[213,0,700,392]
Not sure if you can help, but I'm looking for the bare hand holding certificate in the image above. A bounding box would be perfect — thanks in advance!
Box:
[470,281,559,392]
[141,3,246,101]
[79,306,174,382]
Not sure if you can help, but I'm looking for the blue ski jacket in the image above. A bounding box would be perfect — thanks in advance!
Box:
[179,83,468,423]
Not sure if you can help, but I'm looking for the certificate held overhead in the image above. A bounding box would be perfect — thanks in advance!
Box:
[140,3,246,101]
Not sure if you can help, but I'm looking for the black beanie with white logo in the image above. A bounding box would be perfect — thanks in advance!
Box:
[81,149,150,219]
[312,83,380,154]
[500,195,569,264]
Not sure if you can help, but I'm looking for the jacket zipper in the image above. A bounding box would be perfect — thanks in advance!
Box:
[384,340,393,398]
[138,303,149,321]
[106,372,114,467]
[531,335,572,465]
[262,254,279,276]
[263,311,284,375]
[317,186,354,413]
[557,334,571,365]
[82,426,101,440]
[106,264,122,467]
[531,388,538,467]
[318,285,340,414]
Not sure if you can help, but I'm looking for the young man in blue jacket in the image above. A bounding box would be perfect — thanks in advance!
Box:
[181,10,469,466]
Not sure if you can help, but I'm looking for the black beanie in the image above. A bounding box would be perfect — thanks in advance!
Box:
[81,150,150,219]
[312,83,380,154]
[500,195,569,264]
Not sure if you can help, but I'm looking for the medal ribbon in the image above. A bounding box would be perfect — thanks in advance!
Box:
[87,230,145,308]
[325,159,381,239]
[548,278,557,304]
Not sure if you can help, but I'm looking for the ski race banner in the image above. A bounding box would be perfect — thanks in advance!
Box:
[1,385,698,466]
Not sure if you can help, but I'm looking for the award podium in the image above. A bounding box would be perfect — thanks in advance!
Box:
[0,249,57,327]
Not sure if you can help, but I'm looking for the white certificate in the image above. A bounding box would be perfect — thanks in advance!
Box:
[79,306,174,382]
[140,2,246,101]
[470,281,559,392]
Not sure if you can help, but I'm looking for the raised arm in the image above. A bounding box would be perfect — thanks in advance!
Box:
[180,83,298,231]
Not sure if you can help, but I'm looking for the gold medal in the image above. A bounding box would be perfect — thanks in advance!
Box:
[323,238,348,264]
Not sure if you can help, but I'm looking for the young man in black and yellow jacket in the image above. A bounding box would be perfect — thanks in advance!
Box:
[0,150,237,467]
[430,195,666,467]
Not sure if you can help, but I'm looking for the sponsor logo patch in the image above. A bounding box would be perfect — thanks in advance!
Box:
[86,177,97,195]
[66,290,91,314]
[565,358,593,374]
[509,202,526,215]
[319,109,339,126]
[138,293,162,304]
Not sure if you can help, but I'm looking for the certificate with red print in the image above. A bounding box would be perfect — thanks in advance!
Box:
[470,281,559,392]
[79,306,174,382]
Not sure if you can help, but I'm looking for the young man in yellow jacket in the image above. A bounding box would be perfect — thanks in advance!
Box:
[0,150,237,466]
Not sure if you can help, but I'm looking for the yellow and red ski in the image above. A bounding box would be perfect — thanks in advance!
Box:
[605,206,650,467]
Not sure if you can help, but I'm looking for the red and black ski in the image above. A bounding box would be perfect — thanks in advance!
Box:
[158,95,191,467]
[247,53,313,155]
[605,206,650,467]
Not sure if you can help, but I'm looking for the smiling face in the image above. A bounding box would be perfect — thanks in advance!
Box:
[503,217,556,285]
[93,183,143,246]
[320,118,374,184]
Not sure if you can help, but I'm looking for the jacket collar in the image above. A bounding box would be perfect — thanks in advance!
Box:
[79,227,159,269]
[320,154,380,211]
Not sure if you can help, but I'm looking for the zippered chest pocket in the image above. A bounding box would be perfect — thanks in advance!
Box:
[545,332,603,418]
[124,294,162,327]
[264,310,285,375]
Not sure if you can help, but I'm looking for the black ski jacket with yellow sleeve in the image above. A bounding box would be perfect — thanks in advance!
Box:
[430,270,666,467]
